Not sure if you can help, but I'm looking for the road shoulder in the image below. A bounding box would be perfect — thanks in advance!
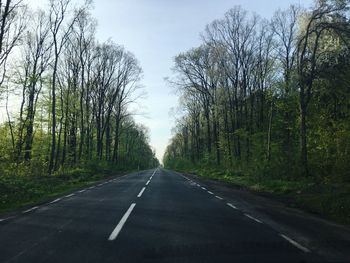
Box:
[177,170,350,262]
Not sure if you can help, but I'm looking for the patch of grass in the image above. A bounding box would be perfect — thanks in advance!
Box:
[294,184,350,223]
[0,163,134,214]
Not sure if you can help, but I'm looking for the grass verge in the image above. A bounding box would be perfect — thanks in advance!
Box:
[0,163,135,215]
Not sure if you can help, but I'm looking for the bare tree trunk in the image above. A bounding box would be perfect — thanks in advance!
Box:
[105,122,111,161]
[112,112,121,163]
[267,100,273,161]
[300,89,309,175]
[224,106,232,165]
[212,107,220,165]
[205,108,211,155]
[49,56,58,173]
[6,88,15,151]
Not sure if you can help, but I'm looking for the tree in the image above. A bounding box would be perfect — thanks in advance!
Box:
[0,0,158,178]
[165,1,350,184]
[0,0,27,93]
[18,10,52,162]
[296,0,349,175]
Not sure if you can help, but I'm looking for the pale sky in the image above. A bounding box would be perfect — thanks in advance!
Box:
[26,0,313,162]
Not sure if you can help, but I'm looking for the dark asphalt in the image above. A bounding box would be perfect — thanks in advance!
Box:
[0,169,335,262]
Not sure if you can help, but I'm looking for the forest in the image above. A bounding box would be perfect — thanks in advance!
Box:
[0,0,158,211]
[164,0,350,221]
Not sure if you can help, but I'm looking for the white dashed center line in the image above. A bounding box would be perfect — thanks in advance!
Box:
[146,180,150,185]
[207,191,214,195]
[151,169,157,178]
[215,195,223,200]
[137,187,146,197]
[201,187,207,190]
[108,203,136,241]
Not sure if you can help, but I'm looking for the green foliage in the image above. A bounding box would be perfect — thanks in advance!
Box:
[164,2,350,223]
[0,161,136,213]
[0,2,159,213]
[165,2,350,181]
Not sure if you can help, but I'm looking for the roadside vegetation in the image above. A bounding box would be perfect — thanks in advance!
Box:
[0,162,133,213]
[164,0,350,223]
[0,0,159,213]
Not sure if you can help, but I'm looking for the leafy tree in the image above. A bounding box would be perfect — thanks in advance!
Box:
[164,1,350,184]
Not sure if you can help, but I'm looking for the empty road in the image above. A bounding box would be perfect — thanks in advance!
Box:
[0,169,346,262]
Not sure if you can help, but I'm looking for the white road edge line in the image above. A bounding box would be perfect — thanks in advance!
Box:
[137,187,146,198]
[207,191,214,195]
[78,190,86,193]
[280,234,311,253]
[65,193,75,198]
[108,203,136,241]
[50,198,61,204]
[22,206,39,213]
[244,213,263,224]
[215,195,223,200]
[226,203,238,209]
[0,216,14,222]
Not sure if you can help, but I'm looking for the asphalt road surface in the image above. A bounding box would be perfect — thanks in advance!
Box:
[0,169,346,262]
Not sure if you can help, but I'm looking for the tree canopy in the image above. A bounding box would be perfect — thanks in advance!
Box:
[0,0,159,177]
[164,0,350,182]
